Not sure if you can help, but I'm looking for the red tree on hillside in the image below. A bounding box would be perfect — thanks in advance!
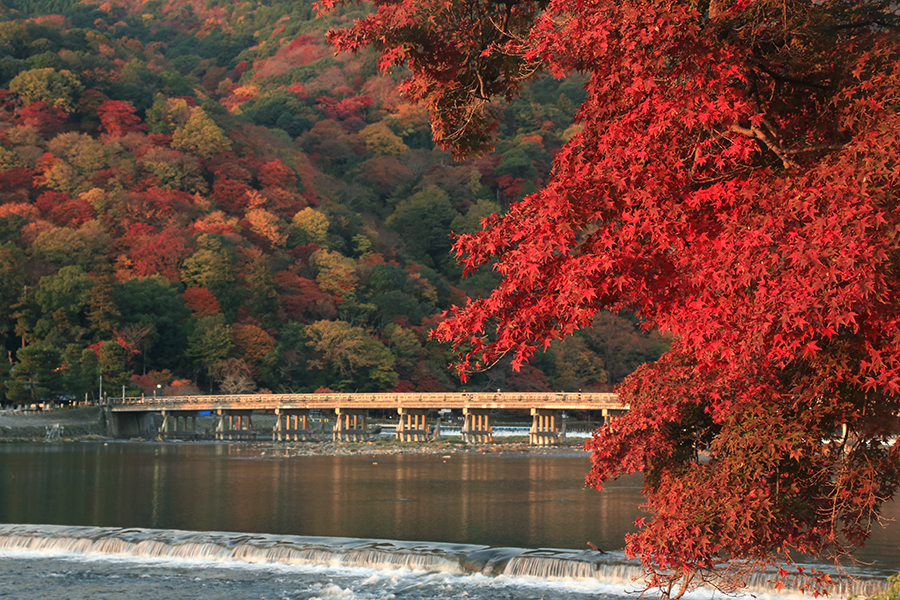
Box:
[323,0,900,596]
[97,100,146,137]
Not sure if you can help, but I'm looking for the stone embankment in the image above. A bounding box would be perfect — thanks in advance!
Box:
[0,406,105,441]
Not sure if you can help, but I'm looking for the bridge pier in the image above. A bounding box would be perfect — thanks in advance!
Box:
[332,408,368,442]
[396,408,430,442]
[216,409,255,440]
[160,410,200,439]
[462,408,492,443]
[273,408,315,441]
[529,408,560,446]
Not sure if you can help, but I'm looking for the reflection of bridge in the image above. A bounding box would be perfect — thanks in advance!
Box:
[108,392,626,446]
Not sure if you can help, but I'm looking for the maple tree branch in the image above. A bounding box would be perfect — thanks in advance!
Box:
[751,62,835,91]
[780,143,845,155]
[729,123,798,169]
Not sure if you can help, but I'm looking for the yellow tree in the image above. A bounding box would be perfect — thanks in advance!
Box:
[171,108,232,159]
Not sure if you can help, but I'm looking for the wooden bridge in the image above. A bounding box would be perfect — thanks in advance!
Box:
[108,391,626,446]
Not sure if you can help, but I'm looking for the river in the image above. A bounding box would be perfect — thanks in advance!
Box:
[0,441,897,599]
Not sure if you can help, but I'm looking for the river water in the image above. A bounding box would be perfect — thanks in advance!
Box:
[0,441,897,599]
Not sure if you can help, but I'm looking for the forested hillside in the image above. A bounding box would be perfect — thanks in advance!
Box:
[0,0,667,402]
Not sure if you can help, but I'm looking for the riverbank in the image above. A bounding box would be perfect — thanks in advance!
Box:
[0,406,105,441]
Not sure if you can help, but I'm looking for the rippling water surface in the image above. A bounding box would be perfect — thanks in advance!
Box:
[0,441,896,599]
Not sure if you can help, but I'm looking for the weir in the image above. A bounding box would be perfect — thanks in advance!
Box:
[0,524,888,599]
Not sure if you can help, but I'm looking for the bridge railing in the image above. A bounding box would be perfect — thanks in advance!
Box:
[118,391,622,408]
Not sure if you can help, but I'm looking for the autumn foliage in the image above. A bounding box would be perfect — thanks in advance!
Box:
[324,0,900,596]
[0,0,632,408]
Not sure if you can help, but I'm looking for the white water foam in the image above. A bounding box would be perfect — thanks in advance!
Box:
[0,524,888,600]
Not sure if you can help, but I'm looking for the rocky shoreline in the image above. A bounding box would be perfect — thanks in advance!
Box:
[247,437,591,457]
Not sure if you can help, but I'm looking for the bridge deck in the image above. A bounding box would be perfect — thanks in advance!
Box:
[112,391,625,413]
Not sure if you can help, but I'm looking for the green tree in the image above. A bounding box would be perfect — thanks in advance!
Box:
[360,122,409,156]
[385,186,457,267]
[186,315,233,389]
[171,107,232,158]
[61,344,93,402]
[291,207,330,246]
[0,243,25,348]
[41,133,129,195]
[16,265,95,348]
[310,249,358,305]
[0,360,9,406]
[5,345,63,405]
[98,341,130,398]
[450,198,502,236]
[182,234,240,317]
[79,348,100,402]
[305,320,398,391]
[31,222,109,270]
[138,147,208,193]
[8,67,84,110]
[113,277,190,373]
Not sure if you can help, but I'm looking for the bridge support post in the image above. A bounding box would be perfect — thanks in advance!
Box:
[396,408,430,442]
[462,408,492,443]
[160,409,170,438]
[216,409,255,440]
[160,410,201,439]
[333,408,368,442]
[273,408,314,441]
[529,409,560,446]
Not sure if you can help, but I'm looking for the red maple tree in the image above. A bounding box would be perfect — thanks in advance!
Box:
[97,100,147,137]
[323,0,900,596]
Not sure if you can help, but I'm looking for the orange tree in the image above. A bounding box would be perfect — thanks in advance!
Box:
[320,0,900,596]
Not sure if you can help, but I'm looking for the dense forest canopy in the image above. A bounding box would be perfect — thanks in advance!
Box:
[0,0,668,403]
[321,0,900,597]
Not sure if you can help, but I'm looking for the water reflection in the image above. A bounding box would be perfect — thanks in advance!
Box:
[0,442,640,551]
[0,441,897,571]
